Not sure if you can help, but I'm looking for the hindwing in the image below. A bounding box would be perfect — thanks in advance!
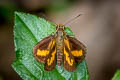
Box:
[67,35,86,63]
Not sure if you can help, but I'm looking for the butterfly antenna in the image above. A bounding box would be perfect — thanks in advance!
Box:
[64,14,82,25]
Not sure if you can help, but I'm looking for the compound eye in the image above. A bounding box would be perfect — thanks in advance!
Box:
[62,26,65,30]
[56,25,59,31]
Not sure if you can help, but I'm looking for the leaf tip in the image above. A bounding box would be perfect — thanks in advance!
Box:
[14,11,23,16]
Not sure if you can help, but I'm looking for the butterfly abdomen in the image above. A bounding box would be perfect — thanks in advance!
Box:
[57,50,63,66]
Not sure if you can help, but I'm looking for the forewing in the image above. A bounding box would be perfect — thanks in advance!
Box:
[67,35,86,63]
[33,35,54,63]
[64,38,76,72]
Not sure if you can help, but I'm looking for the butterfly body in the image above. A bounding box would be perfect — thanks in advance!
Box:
[56,26,64,66]
[33,24,86,72]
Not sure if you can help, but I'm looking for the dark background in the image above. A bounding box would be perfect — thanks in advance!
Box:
[0,0,120,80]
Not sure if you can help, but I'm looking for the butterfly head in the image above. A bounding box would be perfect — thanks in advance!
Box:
[56,24,65,31]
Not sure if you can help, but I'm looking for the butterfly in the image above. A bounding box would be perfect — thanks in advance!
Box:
[33,24,86,72]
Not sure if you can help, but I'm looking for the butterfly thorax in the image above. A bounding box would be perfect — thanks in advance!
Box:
[56,25,65,66]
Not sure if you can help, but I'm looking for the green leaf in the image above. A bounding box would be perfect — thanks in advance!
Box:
[112,70,120,80]
[12,12,89,80]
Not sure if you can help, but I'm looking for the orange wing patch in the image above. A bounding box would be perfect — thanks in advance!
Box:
[71,50,83,57]
[64,48,74,66]
[64,39,71,50]
[64,39,74,66]
[48,39,55,49]
[47,48,56,66]
[37,49,49,56]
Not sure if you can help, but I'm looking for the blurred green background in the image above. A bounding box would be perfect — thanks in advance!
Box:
[0,0,120,80]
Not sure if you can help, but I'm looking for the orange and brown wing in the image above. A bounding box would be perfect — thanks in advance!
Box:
[33,35,55,63]
[63,38,76,72]
[33,35,57,71]
[67,35,86,63]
